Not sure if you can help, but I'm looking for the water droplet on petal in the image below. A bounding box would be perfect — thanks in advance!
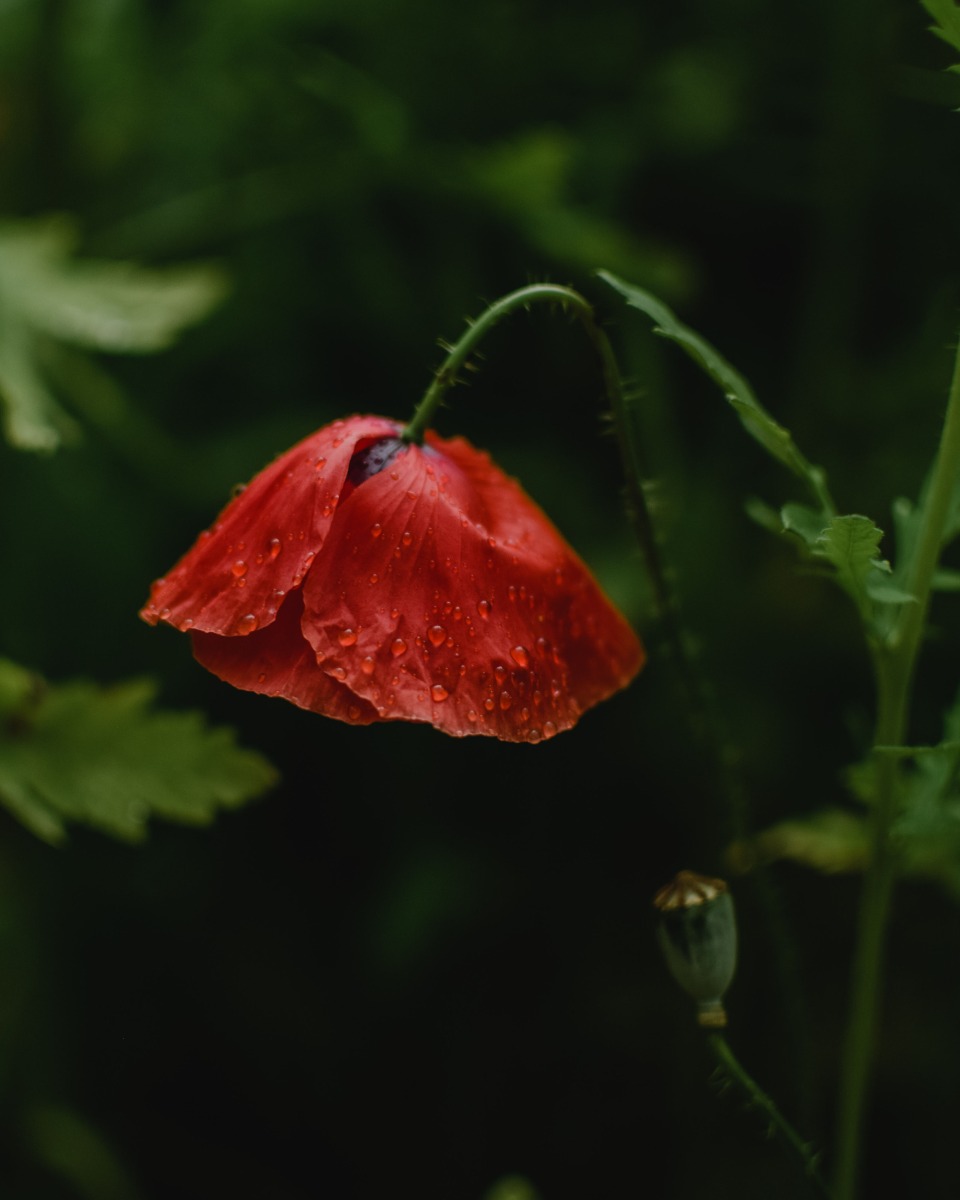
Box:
[528,728,542,744]
[257,672,267,684]
[427,625,446,647]
[338,628,358,647]
[477,599,491,619]
[391,638,408,657]
[507,585,517,602]
[348,705,361,721]
[331,666,347,681]
[268,538,282,560]
[401,530,413,547]
[510,645,530,668]
[315,456,326,470]
[371,523,383,538]
[369,573,380,585]
[483,697,495,712]
[467,709,478,722]
[494,665,507,686]
[431,684,449,703]
[231,560,248,578]
[237,613,258,634]
[543,721,558,739]
[360,656,376,676]
[499,691,512,711]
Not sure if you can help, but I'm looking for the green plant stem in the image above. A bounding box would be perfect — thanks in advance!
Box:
[403,283,675,633]
[833,332,960,1199]
[707,1034,831,1197]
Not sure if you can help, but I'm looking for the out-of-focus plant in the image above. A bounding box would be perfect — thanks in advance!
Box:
[0,215,224,451]
[602,8,960,1192]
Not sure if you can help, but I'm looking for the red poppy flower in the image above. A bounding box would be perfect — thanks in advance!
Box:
[140,415,644,742]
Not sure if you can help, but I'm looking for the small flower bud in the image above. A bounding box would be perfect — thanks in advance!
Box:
[653,870,737,1028]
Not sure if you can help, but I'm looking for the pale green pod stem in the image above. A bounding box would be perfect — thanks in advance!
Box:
[654,871,737,1028]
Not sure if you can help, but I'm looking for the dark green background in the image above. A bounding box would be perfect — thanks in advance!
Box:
[2,0,959,1196]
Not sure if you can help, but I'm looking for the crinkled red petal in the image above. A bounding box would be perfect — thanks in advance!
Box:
[191,588,379,725]
[140,415,400,635]
[297,431,644,742]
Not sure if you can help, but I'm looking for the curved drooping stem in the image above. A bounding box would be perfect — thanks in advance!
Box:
[403,283,674,633]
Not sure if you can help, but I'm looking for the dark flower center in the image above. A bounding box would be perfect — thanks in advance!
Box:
[346,437,407,487]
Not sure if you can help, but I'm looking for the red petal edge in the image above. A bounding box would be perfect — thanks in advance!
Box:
[142,417,644,743]
[299,431,644,741]
[140,415,400,635]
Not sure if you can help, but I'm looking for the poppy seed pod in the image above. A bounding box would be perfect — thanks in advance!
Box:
[653,871,737,1028]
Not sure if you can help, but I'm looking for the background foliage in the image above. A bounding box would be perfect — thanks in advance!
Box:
[2,0,960,1196]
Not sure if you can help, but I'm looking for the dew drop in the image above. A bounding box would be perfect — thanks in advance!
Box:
[268,538,282,560]
[338,628,358,647]
[431,684,449,703]
[499,691,513,711]
[494,665,507,686]
[507,585,517,602]
[467,709,478,723]
[483,697,495,712]
[257,672,267,684]
[543,721,558,739]
[520,707,530,723]
[371,523,383,538]
[180,617,193,630]
[237,613,258,634]
[391,638,408,657]
[231,560,248,578]
[360,656,376,676]
[401,530,413,547]
[315,650,326,664]
[427,625,446,647]
[477,599,491,620]
[510,645,530,669]
[314,456,326,470]
[528,728,542,744]
[369,573,380,585]
[348,705,361,721]
[331,666,347,681]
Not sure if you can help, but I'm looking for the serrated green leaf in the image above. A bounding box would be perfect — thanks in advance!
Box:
[921,0,960,56]
[0,659,276,844]
[597,269,834,514]
[0,215,226,452]
[814,514,888,618]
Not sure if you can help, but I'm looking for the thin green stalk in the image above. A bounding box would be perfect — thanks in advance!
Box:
[707,1034,831,1197]
[403,284,674,633]
[833,332,960,1199]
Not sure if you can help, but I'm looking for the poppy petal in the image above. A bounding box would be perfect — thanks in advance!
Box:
[191,588,379,725]
[140,415,400,635]
[298,432,644,741]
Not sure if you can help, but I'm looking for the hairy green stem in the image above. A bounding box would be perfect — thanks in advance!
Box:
[833,332,960,1199]
[708,1034,831,1196]
[403,284,673,629]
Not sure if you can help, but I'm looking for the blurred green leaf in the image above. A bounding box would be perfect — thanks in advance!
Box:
[729,809,870,874]
[467,136,689,294]
[813,515,890,620]
[0,215,226,452]
[0,659,276,844]
[922,0,960,58]
[598,270,833,512]
[23,1104,143,1200]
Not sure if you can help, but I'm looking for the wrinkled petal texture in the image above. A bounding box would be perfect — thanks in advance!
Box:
[142,416,644,742]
